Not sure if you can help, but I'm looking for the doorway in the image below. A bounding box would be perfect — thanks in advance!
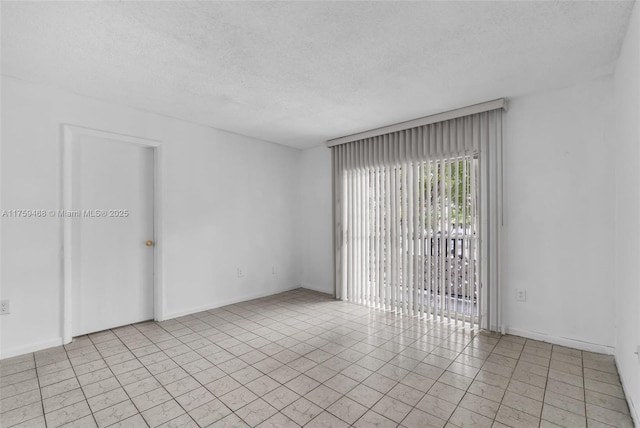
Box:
[62,126,162,341]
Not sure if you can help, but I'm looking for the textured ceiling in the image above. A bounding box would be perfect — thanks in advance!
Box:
[1,1,634,149]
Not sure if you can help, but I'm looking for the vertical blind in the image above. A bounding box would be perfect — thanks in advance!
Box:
[331,108,503,330]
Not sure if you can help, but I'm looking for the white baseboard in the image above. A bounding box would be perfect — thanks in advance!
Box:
[615,356,639,427]
[300,284,334,296]
[505,327,615,355]
[1,337,64,360]
[622,385,639,428]
[1,286,322,360]
[162,285,302,320]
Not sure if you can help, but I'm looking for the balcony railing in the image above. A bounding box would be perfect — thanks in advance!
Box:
[358,231,478,317]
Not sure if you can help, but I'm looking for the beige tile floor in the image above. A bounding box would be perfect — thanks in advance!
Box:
[0,289,635,428]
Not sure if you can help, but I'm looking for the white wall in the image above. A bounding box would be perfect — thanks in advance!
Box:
[502,77,616,353]
[613,2,640,424]
[297,146,333,294]
[0,77,301,358]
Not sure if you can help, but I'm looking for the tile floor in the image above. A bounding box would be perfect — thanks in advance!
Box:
[0,289,635,428]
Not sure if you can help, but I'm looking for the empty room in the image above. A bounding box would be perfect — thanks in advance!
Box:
[1,1,639,427]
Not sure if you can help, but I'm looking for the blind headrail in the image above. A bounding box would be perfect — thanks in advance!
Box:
[326,98,506,148]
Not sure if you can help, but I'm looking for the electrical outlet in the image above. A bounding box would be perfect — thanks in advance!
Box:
[272,266,277,275]
[237,267,244,278]
[0,300,10,315]
[516,290,526,302]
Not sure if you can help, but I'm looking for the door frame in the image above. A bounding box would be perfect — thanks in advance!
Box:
[61,124,164,344]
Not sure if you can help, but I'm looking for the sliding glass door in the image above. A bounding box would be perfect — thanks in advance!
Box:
[332,108,503,331]
[341,155,479,326]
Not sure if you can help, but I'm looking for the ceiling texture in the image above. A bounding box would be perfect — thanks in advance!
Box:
[1,1,634,149]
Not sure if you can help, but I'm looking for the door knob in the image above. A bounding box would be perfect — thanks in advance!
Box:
[145,240,154,247]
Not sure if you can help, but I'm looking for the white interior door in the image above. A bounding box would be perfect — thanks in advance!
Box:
[71,133,154,336]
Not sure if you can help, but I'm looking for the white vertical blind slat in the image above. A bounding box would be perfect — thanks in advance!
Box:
[402,142,410,315]
[379,166,384,310]
[444,123,451,321]
[372,167,378,308]
[365,167,371,306]
[415,161,422,317]
[416,162,426,318]
[348,146,355,302]
[407,156,414,317]
[454,122,462,326]
[462,155,469,327]
[373,164,379,307]
[437,157,446,321]
[425,158,433,320]
[356,163,362,304]
[472,153,479,329]
[361,142,367,305]
[384,164,390,311]
[454,155,460,326]
[340,146,345,298]
[392,164,399,313]
[387,163,398,311]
